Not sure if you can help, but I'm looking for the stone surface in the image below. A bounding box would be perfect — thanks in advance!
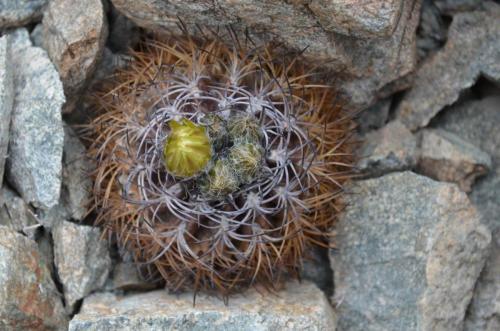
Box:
[105,262,158,292]
[70,281,336,331]
[332,172,491,331]
[396,6,500,130]
[418,129,492,192]
[0,35,13,189]
[356,121,417,177]
[434,97,500,329]
[0,226,67,330]
[0,187,39,239]
[308,0,403,38]
[0,0,47,29]
[356,97,391,133]
[43,0,108,113]
[111,0,422,109]
[52,221,111,311]
[60,125,93,220]
[5,28,65,210]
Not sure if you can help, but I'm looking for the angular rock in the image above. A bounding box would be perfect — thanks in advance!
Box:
[434,0,482,14]
[337,0,421,109]
[52,221,111,311]
[105,262,158,292]
[308,0,403,38]
[0,35,13,189]
[111,0,421,109]
[397,6,500,130]
[0,0,47,29]
[0,226,67,330]
[435,97,500,329]
[0,186,39,239]
[5,28,65,210]
[60,125,93,221]
[417,128,492,192]
[43,0,108,113]
[332,172,491,331]
[357,121,417,177]
[70,281,336,331]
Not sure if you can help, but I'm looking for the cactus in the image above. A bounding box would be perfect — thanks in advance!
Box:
[86,34,355,295]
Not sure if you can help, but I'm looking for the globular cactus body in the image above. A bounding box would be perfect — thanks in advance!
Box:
[87,34,354,295]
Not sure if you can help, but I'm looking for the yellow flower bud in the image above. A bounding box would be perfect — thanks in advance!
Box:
[163,118,212,177]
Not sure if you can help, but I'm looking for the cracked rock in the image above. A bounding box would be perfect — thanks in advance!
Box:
[0,186,39,239]
[0,226,67,331]
[396,5,500,130]
[5,28,65,210]
[357,120,417,177]
[417,128,492,192]
[52,221,111,312]
[332,172,491,331]
[43,0,108,113]
[70,281,336,330]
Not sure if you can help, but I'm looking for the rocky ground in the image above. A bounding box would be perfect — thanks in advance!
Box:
[0,1,499,330]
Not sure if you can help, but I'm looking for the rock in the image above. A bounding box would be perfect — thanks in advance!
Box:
[356,121,417,177]
[332,172,491,331]
[356,97,391,133]
[337,0,421,109]
[0,35,13,189]
[417,0,447,61]
[69,281,336,331]
[396,6,500,130]
[5,28,65,210]
[465,234,500,331]
[43,0,108,113]
[30,23,44,47]
[0,0,47,29]
[105,262,158,292]
[301,247,334,296]
[417,128,492,192]
[52,221,111,311]
[434,0,482,14]
[60,125,93,221]
[307,0,403,38]
[0,226,67,330]
[110,0,422,109]
[0,186,39,239]
[434,97,500,329]
[107,6,140,53]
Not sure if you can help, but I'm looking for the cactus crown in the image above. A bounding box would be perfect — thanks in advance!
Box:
[87,35,354,295]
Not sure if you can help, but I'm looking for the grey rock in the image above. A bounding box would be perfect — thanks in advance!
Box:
[434,97,500,329]
[357,121,418,177]
[0,186,39,239]
[307,0,403,38]
[52,221,111,311]
[0,35,13,189]
[30,23,44,47]
[301,247,333,296]
[105,262,158,292]
[332,172,491,331]
[43,0,108,113]
[5,28,65,210]
[396,6,500,130]
[60,125,93,221]
[0,0,47,29]
[434,0,482,14]
[0,226,67,330]
[356,97,391,133]
[417,128,492,192]
[70,281,336,331]
[337,0,421,109]
[417,0,447,61]
[110,0,421,109]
